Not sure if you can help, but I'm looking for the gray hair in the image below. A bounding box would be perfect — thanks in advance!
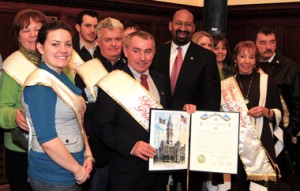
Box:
[96,17,123,38]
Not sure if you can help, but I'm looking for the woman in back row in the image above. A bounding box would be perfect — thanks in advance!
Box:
[0,9,47,191]
[212,34,235,80]
[191,30,213,51]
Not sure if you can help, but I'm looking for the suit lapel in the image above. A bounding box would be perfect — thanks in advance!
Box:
[161,44,172,95]
[150,71,167,108]
[163,44,172,77]
[123,64,134,78]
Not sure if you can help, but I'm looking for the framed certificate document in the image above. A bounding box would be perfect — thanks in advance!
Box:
[149,109,240,174]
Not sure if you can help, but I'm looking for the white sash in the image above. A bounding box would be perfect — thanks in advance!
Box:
[2,51,37,86]
[221,76,277,181]
[258,69,289,129]
[74,58,108,100]
[96,70,163,131]
[23,69,85,132]
[63,50,84,78]
[256,73,283,157]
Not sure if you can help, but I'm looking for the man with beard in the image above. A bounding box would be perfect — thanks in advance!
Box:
[73,10,100,61]
[73,10,104,191]
[254,26,300,189]
[152,9,220,191]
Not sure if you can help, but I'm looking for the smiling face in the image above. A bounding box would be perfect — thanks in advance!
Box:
[124,35,155,73]
[213,41,227,64]
[169,10,195,46]
[236,48,256,75]
[37,29,73,73]
[18,18,43,51]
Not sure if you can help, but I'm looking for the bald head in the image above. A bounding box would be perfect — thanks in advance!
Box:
[169,9,195,46]
[172,9,195,23]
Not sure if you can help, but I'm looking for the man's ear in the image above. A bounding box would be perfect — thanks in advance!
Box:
[192,24,196,34]
[123,46,128,58]
[75,24,80,33]
[168,21,172,32]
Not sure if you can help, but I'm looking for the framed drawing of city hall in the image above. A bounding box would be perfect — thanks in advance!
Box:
[148,109,240,174]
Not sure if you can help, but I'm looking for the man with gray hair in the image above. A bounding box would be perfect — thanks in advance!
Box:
[96,17,126,71]
[94,30,169,191]
[74,17,126,191]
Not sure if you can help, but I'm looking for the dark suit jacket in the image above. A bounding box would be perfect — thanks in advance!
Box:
[74,49,126,167]
[93,65,168,190]
[72,34,101,62]
[152,41,221,111]
[267,52,300,136]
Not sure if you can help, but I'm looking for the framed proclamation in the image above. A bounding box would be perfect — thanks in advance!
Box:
[149,109,240,174]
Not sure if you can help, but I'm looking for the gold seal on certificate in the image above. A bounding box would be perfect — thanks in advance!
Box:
[197,154,206,163]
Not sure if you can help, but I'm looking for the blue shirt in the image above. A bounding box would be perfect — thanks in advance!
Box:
[24,62,85,185]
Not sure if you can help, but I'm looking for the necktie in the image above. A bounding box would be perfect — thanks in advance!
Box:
[140,74,149,90]
[170,47,183,94]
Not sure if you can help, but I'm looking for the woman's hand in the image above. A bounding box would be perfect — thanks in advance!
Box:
[83,156,94,177]
[74,165,88,185]
[74,155,94,184]
[247,106,269,118]
[15,108,29,131]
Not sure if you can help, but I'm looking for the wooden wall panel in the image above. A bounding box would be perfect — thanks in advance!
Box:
[226,26,247,53]
[0,1,189,60]
[0,1,299,63]
[226,17,300,65]
[282,26,300,63]
[0,12,15,59]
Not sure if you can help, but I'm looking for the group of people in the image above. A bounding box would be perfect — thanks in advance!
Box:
[0,7,299,191]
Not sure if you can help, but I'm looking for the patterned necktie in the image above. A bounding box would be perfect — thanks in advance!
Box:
[140,74,149,90]
[170,47,183,94]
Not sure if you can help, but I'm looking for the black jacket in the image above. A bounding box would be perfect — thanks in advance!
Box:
[263,51,300,136]
[152,41,220,111]
[74,43,126,167]
[93,65,169,190]
[72,34,101,62]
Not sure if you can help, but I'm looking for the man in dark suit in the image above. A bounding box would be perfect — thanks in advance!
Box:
[151,9,221,191]
[254,26,300,189]
[73,10,100,61]
[74,17,125,191]
[93,30,168,191]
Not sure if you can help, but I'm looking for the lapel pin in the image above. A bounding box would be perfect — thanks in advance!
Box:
[190,57,194,60]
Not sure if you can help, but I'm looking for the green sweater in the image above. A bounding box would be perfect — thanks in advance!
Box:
[0,71,26,152]
[0,56,74,152]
